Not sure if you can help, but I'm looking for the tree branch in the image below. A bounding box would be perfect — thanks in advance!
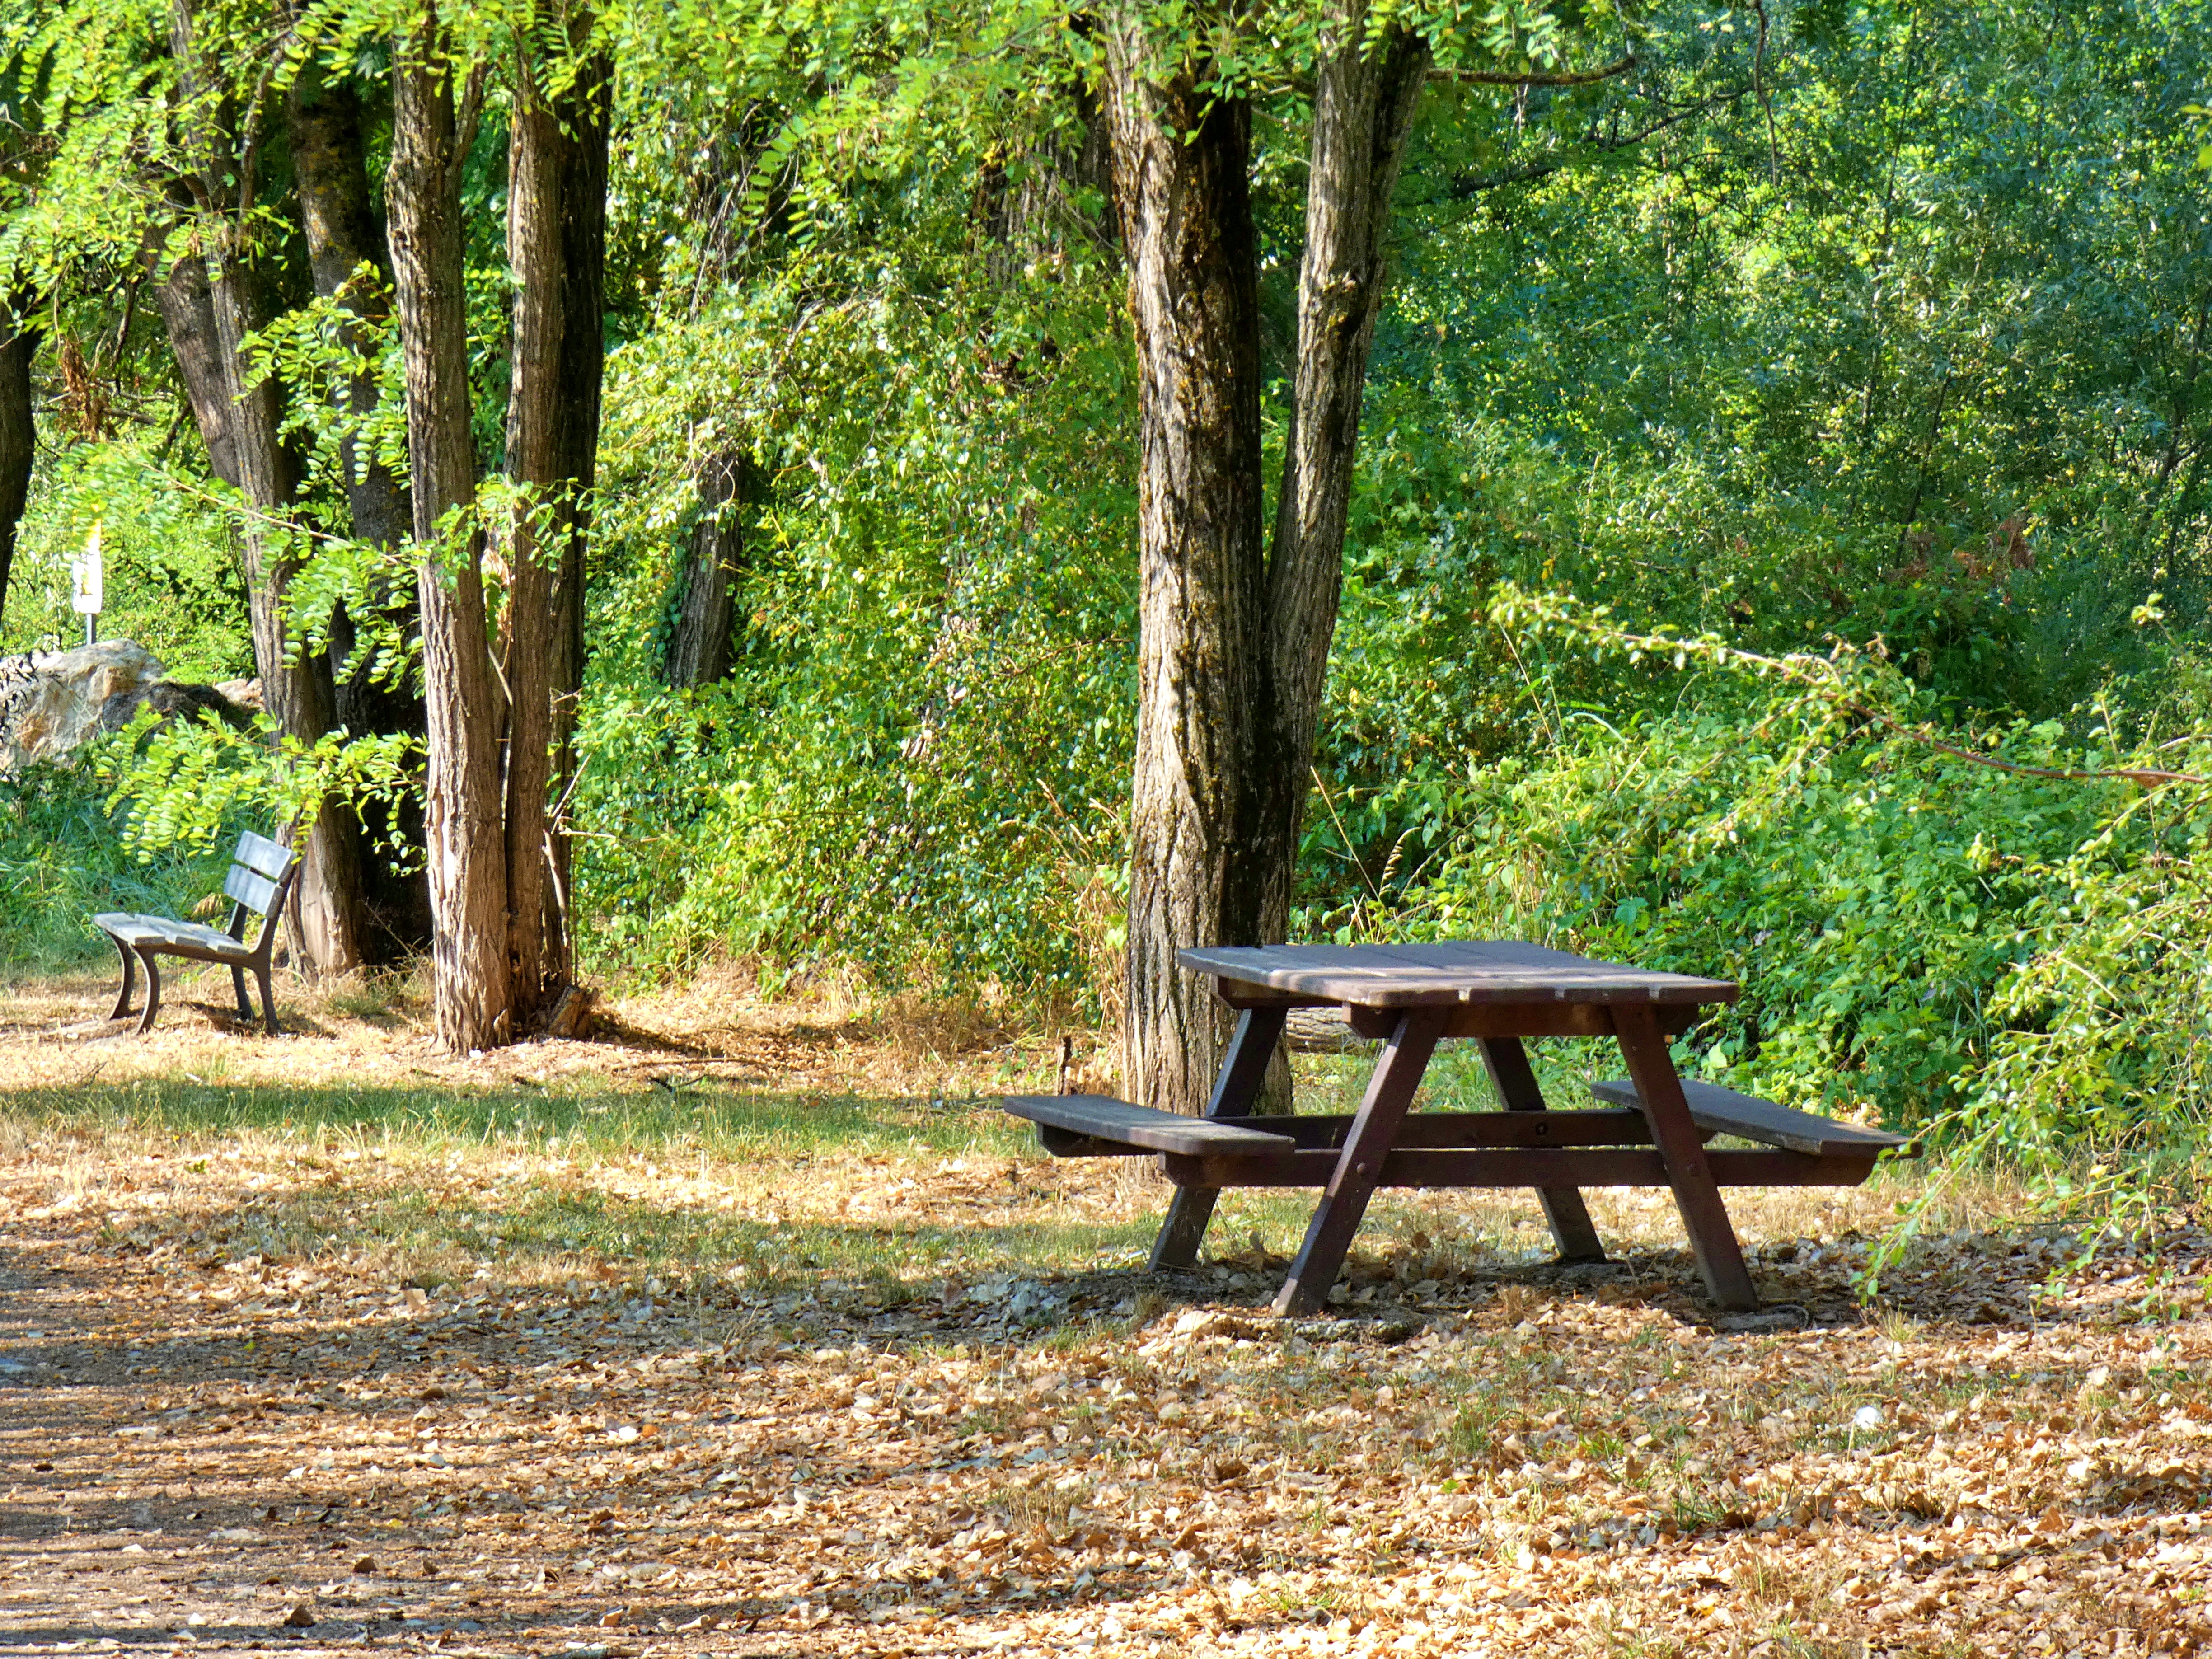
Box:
[1429,52,1636,89]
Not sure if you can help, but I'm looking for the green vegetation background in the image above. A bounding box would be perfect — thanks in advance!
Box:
[6,0,2211,1231]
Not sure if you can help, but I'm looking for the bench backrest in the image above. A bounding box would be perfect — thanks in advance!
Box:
[223,830,301,952]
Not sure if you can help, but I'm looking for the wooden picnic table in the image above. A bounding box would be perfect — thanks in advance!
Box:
[1007,941,1907,1316]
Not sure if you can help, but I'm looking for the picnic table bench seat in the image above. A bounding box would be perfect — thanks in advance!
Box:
[1587,1078,1912,1161]
[1002,1094,1296,1158]
[94,830,300,1036]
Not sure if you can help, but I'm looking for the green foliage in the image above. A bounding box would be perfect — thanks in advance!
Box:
[2,436,253,680]
[0,759,239,972]
[11,0,2212,1234]
[580,219,1136,995]
[92,706,421,867]
[1354,598,2212,1249]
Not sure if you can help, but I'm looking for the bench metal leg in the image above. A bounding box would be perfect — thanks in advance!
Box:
[106,933,136,1020]
[256,964,278,1036]
[1612,1003,1758,1311]
[232,965,253,1023]
[133,949,164,1036]
[1149,1006,1286,1271]
[1274,1008,1445,1316]
[1479,1036,1607,1263]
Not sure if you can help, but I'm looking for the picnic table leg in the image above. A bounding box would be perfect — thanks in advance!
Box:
[106,933,136,1021]
[1612,1003,1759,1311]
[1274,1007,1445,1317]
[1479,1037,1607,1263]
[1149,1006,1287,1271]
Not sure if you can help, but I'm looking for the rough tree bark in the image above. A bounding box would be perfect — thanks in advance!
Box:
[388,24,512,1050]
[170,0,367,977]
[1105,5,1431,1114]
[147,220,241,488]
[0,309,36,630]
[1102,10,1274,1117]
[1256,28,1431,931]
[662,450,747,688]
[289,65,434,959]
[502,31,609,1024]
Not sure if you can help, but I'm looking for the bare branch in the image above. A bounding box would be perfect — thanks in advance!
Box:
[1430,53,1637,89]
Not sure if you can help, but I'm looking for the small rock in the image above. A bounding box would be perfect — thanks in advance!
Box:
[352,1556,377,1575]
[281,1603,316,1629]
[1715,1306,1809,1334]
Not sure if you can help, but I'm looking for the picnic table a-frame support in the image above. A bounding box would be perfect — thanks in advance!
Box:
[1008,942,1908,1317]
[1147,998,1757,1316]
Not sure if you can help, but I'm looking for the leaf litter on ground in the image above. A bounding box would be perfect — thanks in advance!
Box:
[0,974,2206,1657]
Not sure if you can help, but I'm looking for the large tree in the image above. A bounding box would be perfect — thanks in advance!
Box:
[168,0,371,976]
[386,7,608,1050]
[1103,1,1629,1112]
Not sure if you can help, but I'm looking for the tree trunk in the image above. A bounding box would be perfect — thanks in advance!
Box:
[0,311,36,631]
[170,0,366,978]
[1102,12,1274,1117]
[1106,7,1429,1115]
[148,219,241,488]
[503,32,609,1024]
[290,64,433,961]
[289,69,415,558]
[388,28,512,1050]
[1258,25,1430,932]
[663,449,747,687]
[202,234,369,978]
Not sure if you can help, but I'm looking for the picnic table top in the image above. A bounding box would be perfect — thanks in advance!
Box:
[1177,941,1739,1009]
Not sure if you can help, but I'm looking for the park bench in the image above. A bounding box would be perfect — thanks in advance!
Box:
[94,830,300,1036]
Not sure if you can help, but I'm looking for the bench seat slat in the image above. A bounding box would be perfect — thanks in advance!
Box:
[1004,1095,1298,1157]
[93,912,253,961]
[1589,1078,1912,1157]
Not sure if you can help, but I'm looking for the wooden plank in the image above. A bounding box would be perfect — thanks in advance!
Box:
[1004,1094,1296,1157]
[1481,1036,1607,1262]
[1160,1147,1885,1189]
[1036,1125,1149,1157]
[1589,1079,1912,1157]
[234,830,297,882]
[1180,941,1736,1009]
[1274,1007,1445,1316]
[223,862,284,917]
[1613,1003,1759,1311]
[1151,1006,1286,1271]
[98,915,248,957]
[1209,1110,1654,1149]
